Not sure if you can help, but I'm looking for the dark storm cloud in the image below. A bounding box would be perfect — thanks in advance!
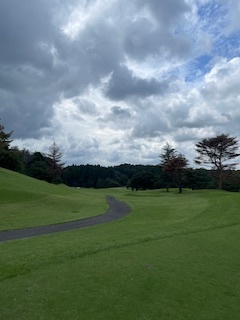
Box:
[124,17,191,61]
[143,0,191,26]
[131,109,169,138]
[111,106,132,118]
[105,66,169,100]
[56,17,124,98]
[73,98,98,115]
[0,0,69,136]
[0,0,122,137]
[97,106,132,130]
[124,0,192,60]
[0,0,74,69]
[0,0,192,140]
[104,106,132,122]
[0,0,130,138]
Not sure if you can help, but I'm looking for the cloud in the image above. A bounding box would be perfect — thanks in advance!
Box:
[73,98,98,115]
[105,66,169,100]
[224,0,240,33]
[1,0,240,166]
[143,0,191,27]
[0,0,67,137]
[123,1,192,61]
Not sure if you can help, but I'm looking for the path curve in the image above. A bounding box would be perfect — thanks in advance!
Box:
[0,196,131,243]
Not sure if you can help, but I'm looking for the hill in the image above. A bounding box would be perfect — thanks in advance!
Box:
[0,167,107,230]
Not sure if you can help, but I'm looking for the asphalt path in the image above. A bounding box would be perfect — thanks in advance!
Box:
[0,195,131,242]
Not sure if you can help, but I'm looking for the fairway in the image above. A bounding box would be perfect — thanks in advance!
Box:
[1,169,240,319]
[0,195,131,242]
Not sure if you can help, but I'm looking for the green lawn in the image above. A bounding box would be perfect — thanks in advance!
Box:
[1,169,240,319]
[0,168,108,230]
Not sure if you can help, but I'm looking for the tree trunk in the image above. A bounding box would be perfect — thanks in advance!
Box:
[219,170,223,190]
[178,173,182,193]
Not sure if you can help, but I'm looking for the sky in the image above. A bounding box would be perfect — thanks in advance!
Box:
[0,0,240,167]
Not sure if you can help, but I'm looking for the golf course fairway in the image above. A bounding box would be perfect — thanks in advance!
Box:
[1,168,240,319]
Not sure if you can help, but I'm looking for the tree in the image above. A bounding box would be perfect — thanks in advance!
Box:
[0,147,22,172]
[0,120,22,171]
[46,142,64,183]
[185,168,212,190]
[129,171,155,191]
[164,154,188,193]
[195,134,240,190]
[0,120,13,152]
[27,152,50,181]
[222,170,240,192]
[159,143,177,192]
[159,143,177,165]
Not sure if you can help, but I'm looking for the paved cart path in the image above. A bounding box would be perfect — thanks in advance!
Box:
[0,196,131,242]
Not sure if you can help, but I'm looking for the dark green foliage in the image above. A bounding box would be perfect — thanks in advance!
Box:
[222,170,240,192]
[0,148,22,172]
[96,178,120,188]
[26,152,51,181]
[129,171,155,191]
[18,144,64,184]
[0,120,12,151]
[62,165,104,188]
[62,164,121,188]
[16,157,239,192]
[195,134,240,189]
[185,168,212,190]
[0,120,22,171]
[61,164,160,189]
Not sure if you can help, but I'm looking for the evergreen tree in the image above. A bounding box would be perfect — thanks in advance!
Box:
[0,119,13,151]
[0,119,21,171]
[159,143,177,192]
[46,142,64,183]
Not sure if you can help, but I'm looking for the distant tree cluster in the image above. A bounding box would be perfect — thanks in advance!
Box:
[128,171,155,191]
[1,119,240,192]
[156,134,240,193]
[0,119,64,184]
[155,133,240,193]
[62,164,160,189]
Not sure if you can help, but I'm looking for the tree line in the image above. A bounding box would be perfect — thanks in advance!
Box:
[1,119,240,192]
[0,120,64,184]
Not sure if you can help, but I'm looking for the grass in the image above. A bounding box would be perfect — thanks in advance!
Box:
[1,169,240,319]
[0,168,108,230]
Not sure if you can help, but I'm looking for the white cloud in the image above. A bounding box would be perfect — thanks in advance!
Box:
[1,0,239,166]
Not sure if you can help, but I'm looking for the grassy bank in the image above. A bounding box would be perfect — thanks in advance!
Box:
[0,168,108,230]
[1,169,240,319]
